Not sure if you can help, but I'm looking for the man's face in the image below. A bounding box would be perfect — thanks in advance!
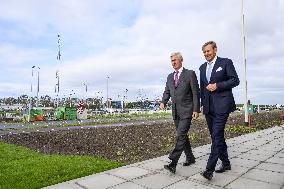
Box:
[203,44,217,62]
[171,55,182,71]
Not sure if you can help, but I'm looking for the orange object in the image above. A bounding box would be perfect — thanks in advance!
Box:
[33,115,44,121]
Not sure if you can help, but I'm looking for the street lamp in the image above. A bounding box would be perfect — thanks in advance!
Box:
[83,82,88,108]
[63,94,67,106]
[36,66,40,107]
[106,76,110,111]
[69,90,75,107]
[241,0,249,125]
[97,91,103,110]
[31,66,35,94]
[83,82,88,97]
[123,88,128,111]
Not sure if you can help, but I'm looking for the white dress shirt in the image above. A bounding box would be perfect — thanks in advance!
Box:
[206,56,217,81]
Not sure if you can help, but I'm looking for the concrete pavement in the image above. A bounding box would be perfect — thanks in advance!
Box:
[44,125,284,189]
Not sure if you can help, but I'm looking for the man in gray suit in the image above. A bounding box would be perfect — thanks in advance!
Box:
[160,52,200,173]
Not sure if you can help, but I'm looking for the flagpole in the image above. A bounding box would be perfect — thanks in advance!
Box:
[28,66,35,122]
[56,34,61,107]
[241,0,249,125]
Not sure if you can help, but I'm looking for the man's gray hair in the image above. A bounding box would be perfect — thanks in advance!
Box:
[170,52,183,62]
[202,41,217,51]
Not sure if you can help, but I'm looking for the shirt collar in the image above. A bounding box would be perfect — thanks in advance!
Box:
[207,55,217,65]
[175,67,183,74]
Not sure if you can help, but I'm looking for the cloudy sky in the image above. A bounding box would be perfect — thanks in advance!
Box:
[0,0,283,105]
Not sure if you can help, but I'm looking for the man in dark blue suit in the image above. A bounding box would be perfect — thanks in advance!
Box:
[199,41,239,180]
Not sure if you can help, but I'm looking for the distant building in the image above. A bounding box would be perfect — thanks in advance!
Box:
[111,101,122,109]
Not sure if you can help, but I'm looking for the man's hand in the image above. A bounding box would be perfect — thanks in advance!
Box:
[206,83,217,92]
[160,103,165,110]
[192,112,199,119]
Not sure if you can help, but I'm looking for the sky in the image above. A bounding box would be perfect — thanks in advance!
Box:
[0,0,283,105]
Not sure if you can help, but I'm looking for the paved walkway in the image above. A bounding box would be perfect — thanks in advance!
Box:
[44,125,284,189]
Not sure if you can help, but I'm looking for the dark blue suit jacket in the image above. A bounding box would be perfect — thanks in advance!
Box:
[199,57,239,114]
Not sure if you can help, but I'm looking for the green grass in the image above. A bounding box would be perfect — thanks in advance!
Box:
[225,124,257,134]
[0,142,124,189]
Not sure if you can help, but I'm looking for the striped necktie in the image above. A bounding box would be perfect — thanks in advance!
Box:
[174,71,179,87]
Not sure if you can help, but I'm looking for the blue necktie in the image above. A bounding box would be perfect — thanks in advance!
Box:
[206,63,213,82]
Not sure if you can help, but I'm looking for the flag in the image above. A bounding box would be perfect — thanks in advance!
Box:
[56,70,59,78]
[57,50,61,60]
[32,65,35,76]
[57,34,61,60]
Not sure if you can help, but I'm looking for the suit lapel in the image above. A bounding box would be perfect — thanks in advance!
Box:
[169,72,175,89]
[175,69,185,88]
[201,63,208,84]
[210,56,220,81]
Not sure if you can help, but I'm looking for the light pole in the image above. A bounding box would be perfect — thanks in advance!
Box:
[83,82,88,108]
[97,91,103,110]
[83,83,88,98]
[36,66,40,107]
[241,0,249,125]
[123,88,128,111]
[69,90,75,107]
[31,66,35,94]
[54,84,57,107]
[106,76,110,111]
[63,94,67,106]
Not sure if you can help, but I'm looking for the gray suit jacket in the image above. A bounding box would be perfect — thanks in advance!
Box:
[162,68,200,120]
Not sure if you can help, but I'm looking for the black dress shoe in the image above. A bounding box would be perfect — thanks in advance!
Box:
[201,170,213,180]
[183,159,196,166]
[215,164,231,173]
[164,164,176,174]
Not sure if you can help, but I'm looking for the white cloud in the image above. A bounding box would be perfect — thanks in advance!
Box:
[0,44,52,65]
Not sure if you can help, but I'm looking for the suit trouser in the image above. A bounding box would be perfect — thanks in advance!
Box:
[169,116,195,163]
[205,100,230,171]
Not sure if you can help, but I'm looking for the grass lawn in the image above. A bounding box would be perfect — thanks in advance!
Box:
[0,142,124,189]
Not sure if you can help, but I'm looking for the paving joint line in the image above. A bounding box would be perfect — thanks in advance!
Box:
[222,132,284,188]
